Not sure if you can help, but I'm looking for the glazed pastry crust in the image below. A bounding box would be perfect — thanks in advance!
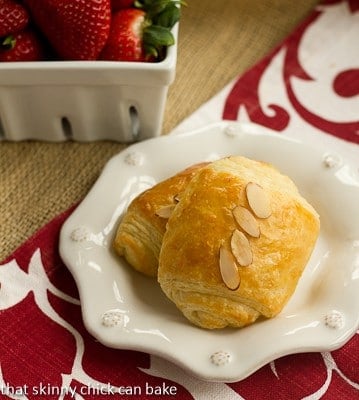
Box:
[113,162,208,277]
[158,156,320,329]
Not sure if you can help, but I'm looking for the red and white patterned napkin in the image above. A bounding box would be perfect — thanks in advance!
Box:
[1,1,358,399]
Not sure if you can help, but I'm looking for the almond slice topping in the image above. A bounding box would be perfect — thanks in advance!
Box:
[155,204,176,219]
[245,182,272,219]
[219,246,240,290]
[232,205,260,237]
[173,193,182,203]
[231,229,253,266]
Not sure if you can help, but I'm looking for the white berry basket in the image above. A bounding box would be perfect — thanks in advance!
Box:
[0,24,178,143]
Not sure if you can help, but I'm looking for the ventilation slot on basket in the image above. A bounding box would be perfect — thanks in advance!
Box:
[61,117,73,140]
[0,115,5,140]
[129,106,140,141]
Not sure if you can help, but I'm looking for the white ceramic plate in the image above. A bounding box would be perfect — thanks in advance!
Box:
[59,122,359,382]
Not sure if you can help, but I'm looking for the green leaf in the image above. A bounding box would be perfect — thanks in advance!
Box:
[136,0,185,20]
[143,25,175,47]
[154,3,181,28]
[136,0,171,15]
[1,35,16,50]
[143,43,159,58]
[137,0,185,60]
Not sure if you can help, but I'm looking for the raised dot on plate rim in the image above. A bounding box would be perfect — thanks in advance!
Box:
[102,310,127,328]
[124,151,144,166]
[210,351,232,366]
[70,226,91,242]
[322,153,342,169]
[224,125,241,137]
[324,310,344,329]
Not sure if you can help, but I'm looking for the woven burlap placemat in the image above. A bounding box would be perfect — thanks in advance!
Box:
[0,0,319,261]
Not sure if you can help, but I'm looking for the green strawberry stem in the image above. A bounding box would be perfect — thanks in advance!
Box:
[1,35,16,50]
[153,2,182,28]
[135,0,187,20]
[135,0,186,60]
[143,24,175,58]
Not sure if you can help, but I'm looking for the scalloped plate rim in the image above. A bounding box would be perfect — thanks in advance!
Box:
[59,121,359,382]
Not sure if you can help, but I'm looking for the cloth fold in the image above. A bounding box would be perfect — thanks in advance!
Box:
[1,1,358,398]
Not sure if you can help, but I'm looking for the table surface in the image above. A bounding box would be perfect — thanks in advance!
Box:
[0,0,319,261]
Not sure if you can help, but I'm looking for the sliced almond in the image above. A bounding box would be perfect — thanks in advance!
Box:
[232,205,260,237]
[155,204,176,219]
[231,229,253,266]
[173,193,182,203]
[245,182,272,218]
[219,246,240,290]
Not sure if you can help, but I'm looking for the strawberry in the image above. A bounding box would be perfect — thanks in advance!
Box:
[23,0,111,60]
[111,0,134,11]
[101,1,183,62]
[100,9,147,61]
[0,29,44,61]
[0,0,29,37]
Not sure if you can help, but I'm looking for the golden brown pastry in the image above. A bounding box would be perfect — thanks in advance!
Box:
[158,156,320,329]
[113,162,208,277]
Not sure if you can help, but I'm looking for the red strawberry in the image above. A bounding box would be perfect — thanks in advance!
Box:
[111,0,134,11]
[100,7,175,62]
[0,29,44,61]
[101,9,146,61]
[23,0,111,60]
[0,0,29,37]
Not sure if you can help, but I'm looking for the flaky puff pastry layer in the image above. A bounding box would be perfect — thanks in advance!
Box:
[113,162,208,277]
[158,156,320,329]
